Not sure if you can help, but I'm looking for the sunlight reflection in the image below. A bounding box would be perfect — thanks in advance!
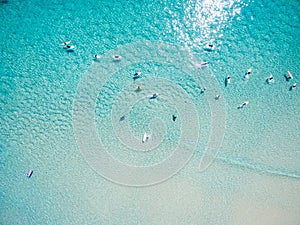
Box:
[165,0,252,50]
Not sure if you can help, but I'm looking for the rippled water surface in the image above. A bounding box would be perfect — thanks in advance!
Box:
[1,0,300,224]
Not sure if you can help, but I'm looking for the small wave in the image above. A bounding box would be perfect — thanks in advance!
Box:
[217,156,300,179]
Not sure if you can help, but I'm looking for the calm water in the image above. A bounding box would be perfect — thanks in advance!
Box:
[1,0,300,224]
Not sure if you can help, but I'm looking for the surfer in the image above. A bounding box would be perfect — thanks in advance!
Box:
[200,87,207,94]
[172,114,177,121]
[244,68,252,79]
[238,101,249,109]
[62,41,71,45]
[267,74,274,83]
[289,83,297,91]
[27,169,33,178]
[204,44,216,51]
[120,115,125,121]
[150,93,158,99]
[63,45,75,51]
[112,55,122,61]
[200,61,210,67]
[227,76,231,84]
[136,86,144,91]
[133,72,141,79]
[285,71,293,81]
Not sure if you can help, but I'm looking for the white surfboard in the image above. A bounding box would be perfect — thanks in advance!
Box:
[142,133,151,143]
[62,41,71,45]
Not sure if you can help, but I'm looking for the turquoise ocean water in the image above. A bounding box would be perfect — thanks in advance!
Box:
[1,0,300,224]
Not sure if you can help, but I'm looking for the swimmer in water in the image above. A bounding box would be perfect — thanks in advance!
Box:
[200,87,207,94]
[289,83,297,91]
[120,115,125,121]
[135,85,144,92]
[172,114,177,122]
[215,94,221,100]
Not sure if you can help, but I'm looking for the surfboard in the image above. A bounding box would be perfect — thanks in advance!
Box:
[203,44,215,51]
[142,133,151,143]
[227,76,231,84]
[27,169,33,178]
[149,93,158,99]
[62,41,71,45]
[133,72,141,79]
[136,86,144,91]
[287,71,293,79]
[112,55,122,61]
[63,45,75,49]
[200,61,210,67]
[238,101,249,109]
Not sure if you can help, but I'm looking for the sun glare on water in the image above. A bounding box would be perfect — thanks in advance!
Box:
[164,0,252,50]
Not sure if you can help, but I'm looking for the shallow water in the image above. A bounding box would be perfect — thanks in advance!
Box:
[1,0,300,224]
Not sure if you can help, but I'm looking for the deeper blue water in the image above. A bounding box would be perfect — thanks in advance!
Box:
[1,0,300,224]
